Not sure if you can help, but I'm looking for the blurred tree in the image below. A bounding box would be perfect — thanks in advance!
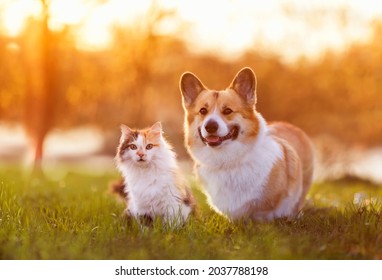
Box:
[22,0,57,170]
[100,2,177,127]
[0,2,381,166]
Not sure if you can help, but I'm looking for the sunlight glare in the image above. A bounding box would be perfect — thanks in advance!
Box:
[1,0,42,37]
[166,0,382,61]
[75,0,152,51]
[1,0,382,61]
[48,0,89,31]
[76,6,113,51]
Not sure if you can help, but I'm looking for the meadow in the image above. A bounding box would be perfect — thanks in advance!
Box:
[0,166,381,260]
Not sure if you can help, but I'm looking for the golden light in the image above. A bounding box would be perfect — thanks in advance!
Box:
[48,0,89,31]
[1,0,42,37]
[74,0,155,51]
[0,0,382,61]
[169,0,382,61]
[75,6,113,52]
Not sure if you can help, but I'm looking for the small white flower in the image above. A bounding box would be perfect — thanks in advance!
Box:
[353,192,367,205]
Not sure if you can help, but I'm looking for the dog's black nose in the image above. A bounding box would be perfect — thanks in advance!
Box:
[205,120,218,133]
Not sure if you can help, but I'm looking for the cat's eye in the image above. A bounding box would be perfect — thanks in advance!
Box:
[223,108,233,115]
[146,144,153,150]
[129,144,137,150]
[199,108,208,115]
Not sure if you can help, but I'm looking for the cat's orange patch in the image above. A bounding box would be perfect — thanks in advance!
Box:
[140,128,161,147]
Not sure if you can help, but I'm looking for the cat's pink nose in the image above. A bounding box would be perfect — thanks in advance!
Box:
[137,152,144,158]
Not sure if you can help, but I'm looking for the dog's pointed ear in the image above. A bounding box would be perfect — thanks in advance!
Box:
[229,67,257,106]
[180,72,206,108]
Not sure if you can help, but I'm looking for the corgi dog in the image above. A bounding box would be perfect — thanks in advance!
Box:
[180,67,314,221]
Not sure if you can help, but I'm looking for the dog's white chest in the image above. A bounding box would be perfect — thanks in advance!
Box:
[198,163,266,216]
[196,135,282,219]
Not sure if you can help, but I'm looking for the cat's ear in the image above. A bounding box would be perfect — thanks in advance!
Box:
[149,122,162,137]
[120,124,133,142]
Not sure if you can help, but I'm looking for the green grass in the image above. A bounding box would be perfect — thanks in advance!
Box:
[1,166,382,260]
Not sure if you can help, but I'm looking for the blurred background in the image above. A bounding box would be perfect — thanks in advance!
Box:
[0,0,381,182]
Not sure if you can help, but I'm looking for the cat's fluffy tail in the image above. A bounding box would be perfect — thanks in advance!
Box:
[109,178,127,200]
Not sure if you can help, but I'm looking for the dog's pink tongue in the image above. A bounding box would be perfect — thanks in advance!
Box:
[205,136,220,143]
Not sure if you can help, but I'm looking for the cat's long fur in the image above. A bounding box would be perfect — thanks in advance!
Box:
[115,122,194,226]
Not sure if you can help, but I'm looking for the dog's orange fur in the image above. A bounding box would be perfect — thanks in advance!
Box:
[185,89,260,148]
[180,67,315,221]
[269,122,314,210]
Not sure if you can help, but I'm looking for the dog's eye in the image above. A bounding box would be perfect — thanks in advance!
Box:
[223,108,233,115]
[146,144,153,150]
[129,144,137,150]
[199,108,208,115]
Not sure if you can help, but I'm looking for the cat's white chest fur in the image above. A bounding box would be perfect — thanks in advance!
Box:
[126,171,177,215]
[121,166,191,225]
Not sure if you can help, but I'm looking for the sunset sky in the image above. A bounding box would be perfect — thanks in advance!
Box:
[1,0,382,62]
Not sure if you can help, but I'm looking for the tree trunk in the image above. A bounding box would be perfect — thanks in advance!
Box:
[22,1,56,171]
[32,134,44,172]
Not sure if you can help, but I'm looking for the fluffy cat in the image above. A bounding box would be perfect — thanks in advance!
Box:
[115,122,194,227]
